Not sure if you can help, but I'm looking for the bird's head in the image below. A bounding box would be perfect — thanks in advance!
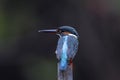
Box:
[38,26,79,37]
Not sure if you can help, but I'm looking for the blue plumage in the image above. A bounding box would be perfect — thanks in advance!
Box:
[56,29,79,71]
[59,36,68,71]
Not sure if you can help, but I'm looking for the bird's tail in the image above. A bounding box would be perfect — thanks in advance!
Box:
[59,58,68,71]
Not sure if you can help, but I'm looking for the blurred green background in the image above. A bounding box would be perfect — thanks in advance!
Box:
[0,0,120,80]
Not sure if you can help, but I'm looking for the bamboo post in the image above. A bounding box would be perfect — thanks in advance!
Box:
[58,63,73,80]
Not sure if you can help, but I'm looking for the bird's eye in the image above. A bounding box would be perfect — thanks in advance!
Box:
[57,29,62,33]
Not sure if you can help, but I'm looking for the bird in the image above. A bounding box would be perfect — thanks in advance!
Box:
[38,26,79,79]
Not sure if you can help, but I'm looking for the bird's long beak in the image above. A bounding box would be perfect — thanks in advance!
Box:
[38,29,57,33]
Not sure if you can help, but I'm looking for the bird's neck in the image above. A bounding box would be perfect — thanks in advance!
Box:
[68,34,78,39]
[57,33,78,39]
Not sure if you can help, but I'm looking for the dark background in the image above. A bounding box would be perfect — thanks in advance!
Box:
[0,0,120,80]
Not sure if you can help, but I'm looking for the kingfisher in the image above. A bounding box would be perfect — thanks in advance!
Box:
[38,26,79,72]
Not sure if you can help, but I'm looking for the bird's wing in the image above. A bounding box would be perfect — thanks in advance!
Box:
[67,36,79,59]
